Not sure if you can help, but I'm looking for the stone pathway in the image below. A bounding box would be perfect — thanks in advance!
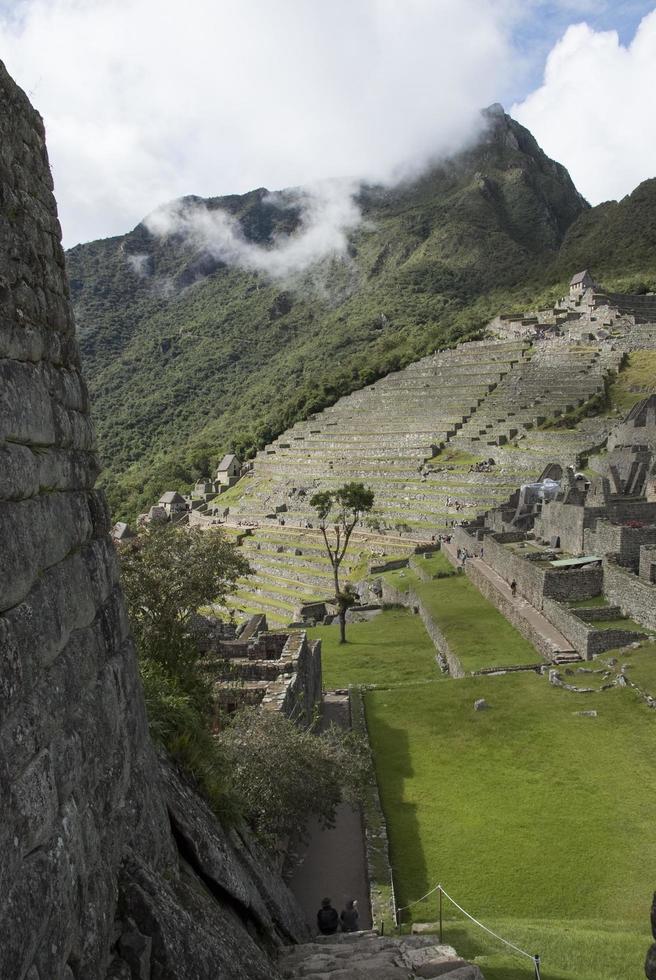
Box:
[277,932,485,979]
[441,540,577,661]
[287,694,372,933]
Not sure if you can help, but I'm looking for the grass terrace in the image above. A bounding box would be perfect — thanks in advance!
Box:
[607,351,656,413]
[308,607,441,689]
[366,673,655,980]
[382,562,540,671]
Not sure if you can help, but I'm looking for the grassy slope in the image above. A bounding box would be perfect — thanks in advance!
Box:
[607,350,656,413]
[308,608,441,689]
[366,675,654,980]
[383,564,540,670]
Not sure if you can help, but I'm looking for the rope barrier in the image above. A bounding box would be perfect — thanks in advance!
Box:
[396,883,541,979]
[438,885,534,963]
[396,881,442,914]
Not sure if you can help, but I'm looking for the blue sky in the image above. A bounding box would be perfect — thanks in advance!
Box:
[1,1,655,248]
[507,0,656,100]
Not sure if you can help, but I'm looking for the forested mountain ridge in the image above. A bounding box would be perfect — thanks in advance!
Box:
[66,105,656,519]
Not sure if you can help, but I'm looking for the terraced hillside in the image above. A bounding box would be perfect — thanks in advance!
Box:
[219,335,624,625]
[221,525,410,628]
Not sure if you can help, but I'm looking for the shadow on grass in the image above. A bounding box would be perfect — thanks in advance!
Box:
[363,699,430,919]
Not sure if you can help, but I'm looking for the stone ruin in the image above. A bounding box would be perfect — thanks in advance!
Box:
[490,270,656,347]
[452,394,656,658]
[194,613,322,725]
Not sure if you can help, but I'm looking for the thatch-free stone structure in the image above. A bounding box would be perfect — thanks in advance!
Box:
[0,60,307,979]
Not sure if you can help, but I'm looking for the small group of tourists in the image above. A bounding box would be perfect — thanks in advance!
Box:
[316,897,359,935]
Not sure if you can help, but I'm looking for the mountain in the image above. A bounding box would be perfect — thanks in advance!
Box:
[66,106,656,519]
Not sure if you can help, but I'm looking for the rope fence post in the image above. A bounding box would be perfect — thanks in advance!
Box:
[439,885,443,943]
[534,954,541,979]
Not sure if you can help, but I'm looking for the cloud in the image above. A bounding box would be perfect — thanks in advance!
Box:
[145,180,363,279]
[0,0,517,250]
[512,8,656,204]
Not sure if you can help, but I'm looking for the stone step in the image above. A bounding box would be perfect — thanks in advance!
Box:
[277,934,484,979]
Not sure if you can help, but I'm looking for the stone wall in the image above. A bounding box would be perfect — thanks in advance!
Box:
[464,560,557,660]
[541,598,643,658]
[585,521,656,569]
[381,579,464,676]
[603,557,656,632]
[0,61,306,980]
[463,531,603,609]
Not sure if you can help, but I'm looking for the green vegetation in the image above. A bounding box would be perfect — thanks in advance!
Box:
[310,482,376,642]
[217,708,367,855]
[600,640,656,698]
[119,524,365,848]
[383,565,540,670]
[308,608,440,689]
[566,595,607,608]
[119,523,251,807]
[366,673,655,979]
[69,110,656,522]
[607,351,656,413]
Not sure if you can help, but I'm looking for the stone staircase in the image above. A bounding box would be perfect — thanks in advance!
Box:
[277,932,485,979]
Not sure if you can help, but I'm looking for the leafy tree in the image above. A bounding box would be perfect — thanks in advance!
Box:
[310,481,375,643]
[120,523,251,685]
[217,708,367,855]
[119,523,251,806]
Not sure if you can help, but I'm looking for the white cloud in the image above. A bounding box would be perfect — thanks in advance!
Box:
[512,8,656,204]
[145,180,363,279]
[0,0,517,250]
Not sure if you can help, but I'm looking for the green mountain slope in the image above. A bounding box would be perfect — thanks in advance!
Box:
[66,106,655,520]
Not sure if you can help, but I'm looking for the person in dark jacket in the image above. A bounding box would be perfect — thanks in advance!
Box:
[340,899,359,933]
[317,897,339,935]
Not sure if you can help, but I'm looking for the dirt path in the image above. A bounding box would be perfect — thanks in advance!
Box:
[286,693,372,934]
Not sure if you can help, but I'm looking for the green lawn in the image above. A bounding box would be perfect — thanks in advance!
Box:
[600,641,656,698]
[383,566,541,671]
[308,608,440,689]
[607,351,656,413]
[365,672,655,979]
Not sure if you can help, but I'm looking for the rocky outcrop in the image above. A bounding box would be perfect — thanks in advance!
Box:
[0,59,306,980]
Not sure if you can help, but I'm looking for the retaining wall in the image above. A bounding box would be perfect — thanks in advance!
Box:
[381,579,464,677]
[603,559,656,632]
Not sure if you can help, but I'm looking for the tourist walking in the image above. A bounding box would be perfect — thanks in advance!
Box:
[340,899,359,933]
[317,897,339,935]
[510,580,517,597]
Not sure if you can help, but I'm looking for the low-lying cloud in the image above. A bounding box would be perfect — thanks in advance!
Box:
[145,180,362,279]
[0,0,516,251]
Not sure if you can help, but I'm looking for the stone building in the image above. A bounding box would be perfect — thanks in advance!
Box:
[158,489,188,517]
[569,269,596,298]
[452,395,656,654]
[198,614,322,726]
[216,452,241,487]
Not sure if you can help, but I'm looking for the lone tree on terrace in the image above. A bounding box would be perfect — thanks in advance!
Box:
[310,481,375,644]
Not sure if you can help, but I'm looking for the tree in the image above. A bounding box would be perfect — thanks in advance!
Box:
[119,524,251,806]
[217,708,367,855]
[120,523,251,683]
[309,481,375,643]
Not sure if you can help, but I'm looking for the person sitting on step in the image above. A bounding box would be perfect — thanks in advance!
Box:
[317,897,339,935]
[340,899,359,933]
